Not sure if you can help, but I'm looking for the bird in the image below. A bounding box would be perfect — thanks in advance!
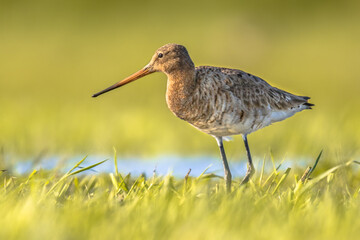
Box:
[92,43,313,192]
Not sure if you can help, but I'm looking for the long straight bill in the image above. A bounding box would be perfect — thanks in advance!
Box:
[92,66,154,98]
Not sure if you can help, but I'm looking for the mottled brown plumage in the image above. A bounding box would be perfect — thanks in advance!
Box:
[167,65,312,137]
[93,43,313,192]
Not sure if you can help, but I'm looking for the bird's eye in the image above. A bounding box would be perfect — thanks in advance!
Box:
[158,53,163,58]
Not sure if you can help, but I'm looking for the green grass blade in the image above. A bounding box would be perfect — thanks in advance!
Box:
[308,150,323,177]
[69,159,107,176]
[111,147,129,192]
[25,169,37,184]
[197,164,212,180]
[66,155,88,175]
[125,175,143,199]
[262,172,276,188]
[110,173,118,189]
[113,147,119,177]
[43,157,107,199]
[297,160,353,197]
[276,156,286,171]
[258,155,266,186]
[116,176,129,193]
[272,168,291,195]
[269,150,277,173]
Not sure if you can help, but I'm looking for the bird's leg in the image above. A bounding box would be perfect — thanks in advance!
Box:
[215,136,232,193]
[240,134,255,185]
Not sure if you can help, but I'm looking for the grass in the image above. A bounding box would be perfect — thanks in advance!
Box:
[0,152,359,240]
[1,1,359,238]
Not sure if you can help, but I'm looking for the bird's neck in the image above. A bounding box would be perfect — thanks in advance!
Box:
[165,67,197,120]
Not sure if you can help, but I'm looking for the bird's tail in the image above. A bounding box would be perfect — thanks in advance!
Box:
[302,96,314,109]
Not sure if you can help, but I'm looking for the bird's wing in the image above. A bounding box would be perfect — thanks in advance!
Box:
[215,67,313,111]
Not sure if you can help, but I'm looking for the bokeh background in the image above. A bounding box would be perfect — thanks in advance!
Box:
[1,0,359,163]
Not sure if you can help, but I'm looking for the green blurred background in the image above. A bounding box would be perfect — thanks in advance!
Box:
[1,0,359,161]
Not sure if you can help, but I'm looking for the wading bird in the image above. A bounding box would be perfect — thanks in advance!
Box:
[93,44,313,192]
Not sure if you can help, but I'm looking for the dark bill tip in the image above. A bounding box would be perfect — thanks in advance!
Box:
[91,66,154,99]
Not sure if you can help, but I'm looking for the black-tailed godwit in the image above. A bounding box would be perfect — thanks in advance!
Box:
[93,43,313,192]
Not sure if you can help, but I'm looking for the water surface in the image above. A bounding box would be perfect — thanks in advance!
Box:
[12,155,303,178]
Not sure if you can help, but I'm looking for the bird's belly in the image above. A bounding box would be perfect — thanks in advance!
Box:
[189,111,269,136]
[188,109,297,137]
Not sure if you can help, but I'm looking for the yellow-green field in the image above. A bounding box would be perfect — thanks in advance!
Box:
[0,0,360,239]
[0,155,359,240]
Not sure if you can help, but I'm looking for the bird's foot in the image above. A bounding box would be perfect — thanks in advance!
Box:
[240,165,255,185]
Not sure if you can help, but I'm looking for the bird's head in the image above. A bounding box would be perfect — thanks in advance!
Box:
[92,43,194,98]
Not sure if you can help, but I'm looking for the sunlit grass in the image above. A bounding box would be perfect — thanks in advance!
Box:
[0,153,359,239]
[1,1,359,239]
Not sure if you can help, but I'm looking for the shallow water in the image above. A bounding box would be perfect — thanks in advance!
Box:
[11,155,303,178]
